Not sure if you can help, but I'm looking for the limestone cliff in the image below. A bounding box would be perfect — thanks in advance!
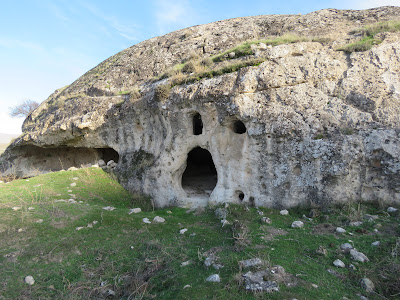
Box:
[1,7,400,208]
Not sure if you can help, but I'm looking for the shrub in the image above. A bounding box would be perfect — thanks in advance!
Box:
[338,20,400,53]
[154,84,171,102]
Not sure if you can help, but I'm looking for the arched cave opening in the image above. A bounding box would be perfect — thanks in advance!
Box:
[232,120,246,134]
[193,113,203,135]
[182,147,217,195]
[98,148,120,163]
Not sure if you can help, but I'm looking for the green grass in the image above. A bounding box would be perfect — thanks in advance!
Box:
[338,20,400,53]
[0,168,399,299]
[212,33,309,63]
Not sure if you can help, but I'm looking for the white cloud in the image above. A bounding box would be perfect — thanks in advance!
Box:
[154,0,198,34]
[350,0,400,9]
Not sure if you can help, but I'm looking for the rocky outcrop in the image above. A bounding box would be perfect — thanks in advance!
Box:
[1,7,400,208]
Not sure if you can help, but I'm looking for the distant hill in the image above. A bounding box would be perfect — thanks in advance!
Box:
[0,133,19,144]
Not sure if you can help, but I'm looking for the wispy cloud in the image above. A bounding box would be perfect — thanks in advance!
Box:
[0,38,44,52]
[82,3,140,41]
[153,0,199,34]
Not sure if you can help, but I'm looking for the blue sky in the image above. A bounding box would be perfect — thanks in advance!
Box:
[0,0,399,134]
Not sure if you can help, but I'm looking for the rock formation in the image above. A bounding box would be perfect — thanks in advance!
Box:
[1,7,400,208]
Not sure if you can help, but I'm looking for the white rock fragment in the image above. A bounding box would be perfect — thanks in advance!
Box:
[102,206,115,211]
[387,207,398,213]
[72,177,79,180]
[92,220,98,225]
[12,207,21,211]
[336,227,346,233]
[291,221,304,228]
[261,217,272,224]
[349,221,363,227]
[153,216,165,223]
[70,182,76,187]
[239,258,263,269]
[35,219,43,224]
[17,228,23,233]
[312,284,318,288]
[68,199,77,204]
[361,277,375,293]
[333,259,345,268]
[129,208,142,214]
[68,167,79,171]
[371,241,380,247]
[340,243,353,251]
[67,190,73,193]
[28,207,35,211]
[54,199,66,203]
[183,284,191,289]
[166,210,172,214]
[24,276,35,285]
[221,219,230,227]
[280,209,289,215]
[179,228,188,234]
[76,227,85,231]
[206,274,220,282]
[142,218,151,224]
[350,249,369,262]
[181,260,191,267]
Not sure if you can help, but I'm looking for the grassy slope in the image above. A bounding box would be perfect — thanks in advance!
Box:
[0,168,399,299]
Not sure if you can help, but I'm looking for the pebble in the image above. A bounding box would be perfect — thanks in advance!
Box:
[239,258,263,269]
[349,221,363,227]
[128,208,142,214]
[280,209,289,215]
[70,182,77,187]
[179,228,188,234]
[350,249,369,262]
[387,207,398,213]
[257,210,264,216]
[54,199,66,203]
[142,218,151,224]
[72,177,79,180]
[102,206,115,211]
[153,216,165,223]
[68,199,77,204]
[333,259,345,268]
[67,190,72,193]
[76,227,85,231]
[24,276,35,285]
[361,277,375,293]
[35,219,43,224]
[371,241,380,247]
[17,228,23,232]
[291,221,304,228]
[336,227,346,233]
[12,207,21,211]
[206,274,220,282]
[340,243,353,251]
[221,219,230,227]
[261,217,272,224]
[181,260,191,267]
[183,284,191,289]
[28,207,35,211]
[364,214,378,222]
[167,211,172,214]
[312,284,318,288]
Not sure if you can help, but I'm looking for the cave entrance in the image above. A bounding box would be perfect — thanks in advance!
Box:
[182,147,217,196]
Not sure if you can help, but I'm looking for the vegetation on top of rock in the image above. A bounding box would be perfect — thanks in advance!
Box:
[337,19,400,53]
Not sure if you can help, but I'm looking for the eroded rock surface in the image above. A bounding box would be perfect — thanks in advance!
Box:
[1,7,400,209]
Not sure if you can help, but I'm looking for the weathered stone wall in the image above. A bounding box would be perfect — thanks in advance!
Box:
[1,7,400,208]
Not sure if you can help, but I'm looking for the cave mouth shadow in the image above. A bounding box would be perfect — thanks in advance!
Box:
[181,147,217,196]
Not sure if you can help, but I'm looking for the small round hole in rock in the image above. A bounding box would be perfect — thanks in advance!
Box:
[237,191,244,201]
[232,120,246,134]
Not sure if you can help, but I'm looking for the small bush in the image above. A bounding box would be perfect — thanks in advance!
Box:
[337,36,381,53]
[154,84,171,102]
[338,20,400,53]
